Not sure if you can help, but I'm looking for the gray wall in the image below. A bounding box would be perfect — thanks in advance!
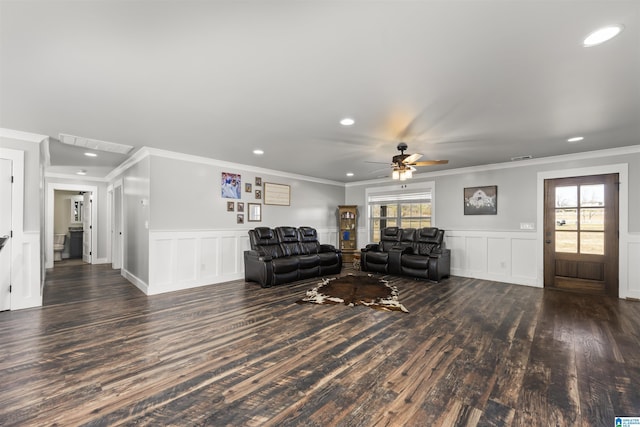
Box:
[122,156,150,284]
[0,136,41,231]
[347,149,640,244]
[150,155,344,230]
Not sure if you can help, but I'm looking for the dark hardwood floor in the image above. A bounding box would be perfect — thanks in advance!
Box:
[1,264,639,426]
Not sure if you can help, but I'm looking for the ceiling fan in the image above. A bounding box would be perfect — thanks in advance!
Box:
[385,142,449,180]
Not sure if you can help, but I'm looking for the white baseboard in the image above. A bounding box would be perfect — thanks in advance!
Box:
[122,268,148,295]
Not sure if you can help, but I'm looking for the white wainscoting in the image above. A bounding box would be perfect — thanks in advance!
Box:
[148,227,335,295]
[626,233,640,300]
[445,230,539,287]
[11,231,42,310]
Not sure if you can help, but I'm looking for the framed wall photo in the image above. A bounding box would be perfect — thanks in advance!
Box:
[464,185,497,215]
[237,214,244,224]
[227,201,235,212]
[255,177,262,186]
[245,183,252,193]
[255,189,262,200]
[248,203,262,222]
[264,182,290,206]
[237,202,244,212]
[221,172,241,199]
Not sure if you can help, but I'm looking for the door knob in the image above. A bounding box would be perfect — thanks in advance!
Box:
[545,240,551,244]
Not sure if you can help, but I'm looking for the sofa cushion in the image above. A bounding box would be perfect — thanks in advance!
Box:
[272,256,299,273]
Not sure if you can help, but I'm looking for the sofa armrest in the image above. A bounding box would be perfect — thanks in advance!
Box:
[362,243,380,252]
[244,251,274,287]
[245,250,273,262]
[319,244,339,253]
[428,249,451,282]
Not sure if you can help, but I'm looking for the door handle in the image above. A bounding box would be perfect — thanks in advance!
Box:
[545,240,551,244]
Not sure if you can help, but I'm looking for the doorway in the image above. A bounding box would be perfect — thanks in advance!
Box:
[543,173,619,296]
[0,158,12,311]
[46,183,98,269]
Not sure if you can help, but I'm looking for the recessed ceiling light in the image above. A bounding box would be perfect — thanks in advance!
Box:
[340,118,355,126]
[346,172,354,177]
[76,170,87,175]
[567,136,584,142]
[583,25,623,47]
[253,149,264,155]
[84,152,97,157]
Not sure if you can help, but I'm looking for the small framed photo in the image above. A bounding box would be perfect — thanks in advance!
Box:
[245,183,252,193]
[237,214,244,224]
[255,177,262,186]
[255,189,262,200]
[227,201,235,212]
[237,202,244,212]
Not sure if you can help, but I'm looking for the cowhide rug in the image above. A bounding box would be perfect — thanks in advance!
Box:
[297,274,408,313]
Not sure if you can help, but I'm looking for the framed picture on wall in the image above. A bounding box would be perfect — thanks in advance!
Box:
[237,214,244,224]
[255,177,262,186]
[245,183,252,193]
[255,189,262,200]
[237,202,244,212]
[464,185,497,215]
[227,201,235,212]
[221,172,241,199]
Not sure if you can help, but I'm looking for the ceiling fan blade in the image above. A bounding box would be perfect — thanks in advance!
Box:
[403,153,423,164]
[365,161,393,165]
[412,160,449,166]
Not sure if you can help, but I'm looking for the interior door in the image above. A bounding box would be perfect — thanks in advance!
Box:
[82,192,92,263]
[0,158,12,311]
[544,174,619,296]
[112,185,122,269]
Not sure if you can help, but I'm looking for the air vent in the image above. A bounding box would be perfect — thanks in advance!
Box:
[510,155,533,161]
[58,133,133,155]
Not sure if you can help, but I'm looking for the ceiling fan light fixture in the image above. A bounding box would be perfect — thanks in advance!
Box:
[392,169,400,180]
[583,25,623,47]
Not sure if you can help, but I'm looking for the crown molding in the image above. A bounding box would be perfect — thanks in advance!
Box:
[105,146,344,186]
[0,128,49,143]
[345,144,640,188]
[45,172,108,183]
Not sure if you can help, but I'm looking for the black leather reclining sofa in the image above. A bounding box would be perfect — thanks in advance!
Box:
[361,227,450,282]
[244,226,342,287]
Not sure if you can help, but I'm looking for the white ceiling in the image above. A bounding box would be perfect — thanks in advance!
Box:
[1,1,639,182]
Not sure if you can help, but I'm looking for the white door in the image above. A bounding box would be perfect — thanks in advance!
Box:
[82,192,92,263]
[0,158,12,311]
[112,185,122,269]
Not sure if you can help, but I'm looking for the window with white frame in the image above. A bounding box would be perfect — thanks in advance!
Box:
[368,191,432,242]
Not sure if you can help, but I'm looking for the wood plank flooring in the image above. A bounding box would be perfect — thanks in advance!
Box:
[1,264,639,426]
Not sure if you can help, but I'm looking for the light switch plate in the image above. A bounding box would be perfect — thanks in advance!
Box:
[520,222,535,230]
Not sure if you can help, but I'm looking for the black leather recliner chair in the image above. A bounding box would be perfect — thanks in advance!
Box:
[397,227,450,282]
[360,227,401,273]
[244,226,342,287]
[361,226,450,282]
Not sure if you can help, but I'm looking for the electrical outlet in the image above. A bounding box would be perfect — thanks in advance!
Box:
[520,223,535,230]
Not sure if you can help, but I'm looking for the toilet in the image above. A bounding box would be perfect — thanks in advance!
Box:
[53,234,66,262]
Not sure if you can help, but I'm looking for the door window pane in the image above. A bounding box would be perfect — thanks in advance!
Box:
[580,232,604,255]
[556,231,577,253]
[556,186,577,208]
[555,209,577,230]
[580,184,604,207]
[580,208,604,231]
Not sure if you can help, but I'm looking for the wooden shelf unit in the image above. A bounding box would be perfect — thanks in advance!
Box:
[338,205,358,263]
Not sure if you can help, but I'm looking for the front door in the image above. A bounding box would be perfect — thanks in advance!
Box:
[0,158,12,311]
[544,174,619,296]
